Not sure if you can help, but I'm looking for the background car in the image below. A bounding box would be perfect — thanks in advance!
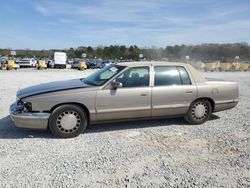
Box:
[18,58,37,68]
[0,56,8,69]
[71,58,87,70]
[71,58,80,69]
[47,60,55,68]
[67,58,74,64]
[86,59,97,69]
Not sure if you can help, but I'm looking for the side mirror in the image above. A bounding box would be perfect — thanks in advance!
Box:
[111,81,122,89]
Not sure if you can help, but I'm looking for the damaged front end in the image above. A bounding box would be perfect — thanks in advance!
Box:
[11,99,32,114]
[9,99,50,130]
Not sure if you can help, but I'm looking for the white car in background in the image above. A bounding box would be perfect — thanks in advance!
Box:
[18,58,37,68]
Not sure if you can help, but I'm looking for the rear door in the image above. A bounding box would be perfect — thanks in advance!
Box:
[152,66,197,117]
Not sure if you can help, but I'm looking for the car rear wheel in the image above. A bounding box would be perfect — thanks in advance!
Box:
[184,99,212,124]
[49,104,87,138]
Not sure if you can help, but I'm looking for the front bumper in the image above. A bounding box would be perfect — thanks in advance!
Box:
[9,102,50,129]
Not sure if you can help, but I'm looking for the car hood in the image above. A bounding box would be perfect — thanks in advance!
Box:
[17,79,91,99]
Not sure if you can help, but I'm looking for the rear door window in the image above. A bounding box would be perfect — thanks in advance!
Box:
[177,66,191,85]
[154,66,182,86]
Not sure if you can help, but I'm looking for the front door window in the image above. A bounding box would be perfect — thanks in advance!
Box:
[116,66,149,87]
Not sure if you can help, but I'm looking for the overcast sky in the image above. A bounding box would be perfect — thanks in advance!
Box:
[0,0,249,49]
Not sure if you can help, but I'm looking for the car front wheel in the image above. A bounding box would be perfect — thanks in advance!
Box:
[49,104,87,138]
[184,99,212,124]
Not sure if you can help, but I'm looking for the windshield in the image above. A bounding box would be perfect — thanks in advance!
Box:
[83,65,125,86]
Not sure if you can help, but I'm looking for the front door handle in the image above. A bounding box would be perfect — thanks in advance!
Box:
[140,92,148,96]
[186,91,193,94]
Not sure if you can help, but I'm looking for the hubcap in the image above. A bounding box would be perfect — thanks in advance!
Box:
[191,102,208,120]
[56,111,81,133]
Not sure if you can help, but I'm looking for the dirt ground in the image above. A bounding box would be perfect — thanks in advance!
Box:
[0,69,249,187]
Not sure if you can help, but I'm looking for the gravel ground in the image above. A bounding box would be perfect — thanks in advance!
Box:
[0,69,249,188]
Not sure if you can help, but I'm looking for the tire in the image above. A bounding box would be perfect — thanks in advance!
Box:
[184,99,212,125]
[49,104,88,138]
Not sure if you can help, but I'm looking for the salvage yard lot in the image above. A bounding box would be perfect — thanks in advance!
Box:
[0,69,249,187]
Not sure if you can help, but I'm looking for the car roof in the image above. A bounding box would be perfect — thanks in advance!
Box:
[117,61,187,67]
[117,61,207,83]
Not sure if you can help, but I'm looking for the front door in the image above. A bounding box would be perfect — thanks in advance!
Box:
[96,66,151,121]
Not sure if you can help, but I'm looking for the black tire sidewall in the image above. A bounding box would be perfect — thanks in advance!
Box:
[185,100,212,124]
[49,104,87,138]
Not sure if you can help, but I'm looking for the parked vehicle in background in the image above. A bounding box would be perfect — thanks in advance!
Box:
[10,61,239,138]
[36,60,47,70]
[219,63,232,71]
[0,58,4,69]
[1,56,8,64]
[67,58,74,64]
[72,58,87,70]
[240,62,250,71]
[78,59,87,70]
[86,59,104,69]
[44,58,53,66]
[15,57,22,64]
[0,56,8,69]
[205,62,220,72]
[102,60,115,68]
[71,58,80,69]
[7,59,20,70]
[54,52,67,69]
[95,60,104,69]
[94,60,114,69]
[47,60,55,68]
[18,58,37,68]
[233,62,250,71]
[86,59,97,69]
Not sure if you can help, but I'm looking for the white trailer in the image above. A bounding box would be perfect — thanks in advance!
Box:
[54,52,67,69]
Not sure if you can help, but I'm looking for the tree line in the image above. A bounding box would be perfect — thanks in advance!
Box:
[1,43,250,62]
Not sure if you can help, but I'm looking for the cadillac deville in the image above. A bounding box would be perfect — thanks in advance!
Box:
[10,62,239,138]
